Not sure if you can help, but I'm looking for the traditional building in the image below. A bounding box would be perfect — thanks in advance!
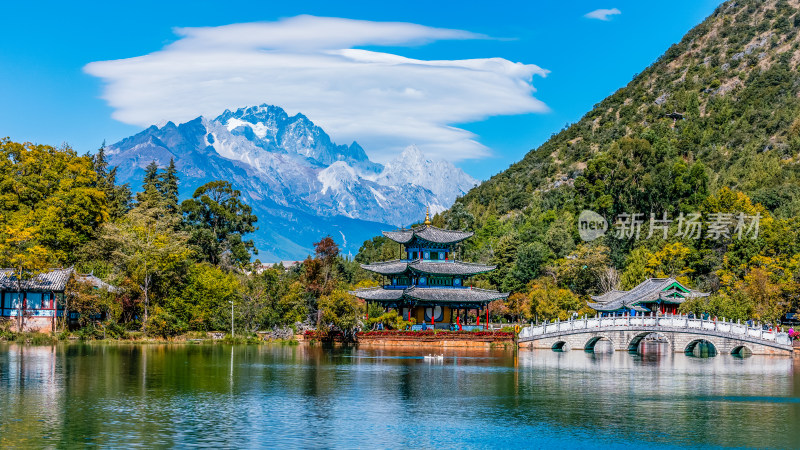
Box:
[587,277,708,316]
[1,268,117,332]
[350,211,508,329]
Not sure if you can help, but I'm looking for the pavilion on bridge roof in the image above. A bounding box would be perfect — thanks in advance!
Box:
[588,277,708,317]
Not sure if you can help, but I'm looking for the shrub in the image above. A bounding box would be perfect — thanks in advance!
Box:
[146,307,186,339]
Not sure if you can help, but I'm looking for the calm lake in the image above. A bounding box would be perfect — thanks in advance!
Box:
[1,343,798,449]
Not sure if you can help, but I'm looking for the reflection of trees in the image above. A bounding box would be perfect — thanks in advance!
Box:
[0,344,797,448]
[515,350,796,448]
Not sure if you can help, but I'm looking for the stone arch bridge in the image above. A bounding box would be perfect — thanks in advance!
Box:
[518,316,794,356]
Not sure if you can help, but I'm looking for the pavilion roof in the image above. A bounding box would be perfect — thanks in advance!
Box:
[360,260,495,277]
[349,286,507,305]
[588,278,708,312]
[403,286,508,304]
[382,225,473,245]
[0,268,74,292]
[360,260,409,275]
[349,287,405,301]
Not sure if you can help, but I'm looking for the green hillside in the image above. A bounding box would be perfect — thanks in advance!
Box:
[430,0,800,322]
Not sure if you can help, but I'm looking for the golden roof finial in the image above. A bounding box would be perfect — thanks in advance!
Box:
[424,206,431,226]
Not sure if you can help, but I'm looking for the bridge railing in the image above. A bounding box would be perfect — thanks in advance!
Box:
[519,314,791,346]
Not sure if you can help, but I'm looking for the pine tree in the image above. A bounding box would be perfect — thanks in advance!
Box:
[142,160,159,192]
[106,166,132,220]
[137,160,164,209]
[94,141,108,183]
[161,158,179,213]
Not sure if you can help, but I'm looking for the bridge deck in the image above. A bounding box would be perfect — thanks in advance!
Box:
[519,316,793,353]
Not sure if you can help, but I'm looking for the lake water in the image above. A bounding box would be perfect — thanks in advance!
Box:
[1,343,798,449]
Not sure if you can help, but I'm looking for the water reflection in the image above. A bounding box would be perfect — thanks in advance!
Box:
[0,343,797,448]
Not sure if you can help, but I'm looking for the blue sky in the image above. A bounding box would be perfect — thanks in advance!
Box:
[0,0,722,180]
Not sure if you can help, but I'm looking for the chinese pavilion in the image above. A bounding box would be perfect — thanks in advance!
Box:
[350,210,508,329]
[587,277,708,316]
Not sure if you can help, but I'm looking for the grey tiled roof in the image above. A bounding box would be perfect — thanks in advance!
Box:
[360,260,409,275]
[404,287,508,303]
[360,260,495,276]
[0,268,74,292]
[350,285,508,305]
[348,287,405,301]
[408,260,495,276]
[588,278,708,312]
[383,225,473,245]
[77,274,120,293]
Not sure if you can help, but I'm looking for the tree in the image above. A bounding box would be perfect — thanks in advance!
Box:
[739,267,787,324]
[181,181,258,268]
[646,242,693,281]
[67,277,114,328]
[620,247,652,289]
[528,277,586,322]
[554,244,612,295]
[0,139,109,262]
[142,161,160,195]
[96,204,192,330]
[512,241,553,285]
[161,158,179,213]
[165,263,239,331]
[94,144,132,220]
[318,289,363,339]
[505,292,530,323]
[446,201,475,230]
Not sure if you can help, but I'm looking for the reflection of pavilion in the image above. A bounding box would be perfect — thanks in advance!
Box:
[350,211,508,329]
[588,278,708,316]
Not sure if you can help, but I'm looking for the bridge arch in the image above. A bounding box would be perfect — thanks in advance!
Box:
[731,345,753,357]
[685,338,718,357]
[551,341,570,352]
[627,331,671,352]
[584,336,615,352]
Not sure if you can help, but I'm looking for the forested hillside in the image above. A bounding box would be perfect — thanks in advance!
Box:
[426,0,800,322]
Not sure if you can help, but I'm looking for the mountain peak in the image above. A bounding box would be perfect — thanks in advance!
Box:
[397,144,429,164]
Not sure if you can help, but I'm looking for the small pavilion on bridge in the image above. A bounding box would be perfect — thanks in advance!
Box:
[587,277,708,317]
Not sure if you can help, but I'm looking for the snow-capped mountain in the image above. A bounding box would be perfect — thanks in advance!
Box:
[105,104,478,260]
[372,145,477,214]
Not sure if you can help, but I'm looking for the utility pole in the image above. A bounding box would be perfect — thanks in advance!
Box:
[229,301,234,338]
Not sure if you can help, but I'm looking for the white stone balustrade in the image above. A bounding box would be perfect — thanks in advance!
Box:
[519,314,792,347]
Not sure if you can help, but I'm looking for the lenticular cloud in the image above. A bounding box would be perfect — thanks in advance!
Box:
[85,15,549,162]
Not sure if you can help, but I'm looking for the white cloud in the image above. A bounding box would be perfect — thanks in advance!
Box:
[584,8,622,21]
[85,15,549,162]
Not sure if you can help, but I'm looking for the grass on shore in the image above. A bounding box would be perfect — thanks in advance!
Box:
[0,330,299,346]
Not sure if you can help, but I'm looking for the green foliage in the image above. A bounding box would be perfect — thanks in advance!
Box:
[527,277,586,321]
[165,263,239,331]
[146,306,187,339]
[368,310,414,330]
[512,241,553,285]
[0,139,109,264]
[67,278,115,328]
[318,289,364,338]
[181,180,258,268]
